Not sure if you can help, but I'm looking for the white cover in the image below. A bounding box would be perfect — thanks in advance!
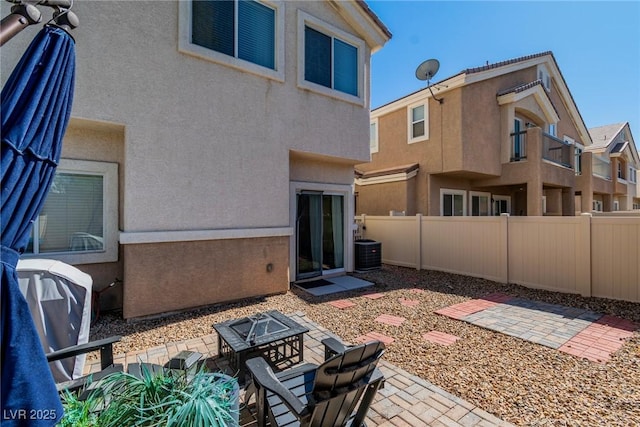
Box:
[17,259,93,382]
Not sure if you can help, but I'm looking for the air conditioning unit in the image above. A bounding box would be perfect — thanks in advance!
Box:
[354,240,381,271]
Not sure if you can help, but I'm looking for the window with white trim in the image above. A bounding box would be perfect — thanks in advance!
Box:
[574,141,583,176]
[549,123,557,137]
[440,189,466,216]
[492,195,511,216]
[618,161,625,180]
[593,200,603,212]
[179,0,284,81]
[629,167,637,183]
[370,120,378,153]
[24,159,118,264]
[298,11,364,103]
[470,191,491,216]
[537,65,551,91]
[408,102,428,143]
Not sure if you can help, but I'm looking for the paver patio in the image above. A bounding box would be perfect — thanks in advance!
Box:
[436,294,638,363]
[85,312,513,426]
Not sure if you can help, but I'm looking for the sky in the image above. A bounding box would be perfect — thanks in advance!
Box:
[366,1,640,140]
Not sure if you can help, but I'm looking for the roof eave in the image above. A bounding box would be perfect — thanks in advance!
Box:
[330,0,392,52]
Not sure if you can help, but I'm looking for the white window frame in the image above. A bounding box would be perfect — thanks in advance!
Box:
[629,167,637,183]
[297,11,365,105]
[549,123,557,137]
[469,191,491,216]
[408,101,428,144]
[537,64,551,91]
[593,200,603,212]
[617,161,626,181]
[440,189,466,216]
[492,195,511,216]
[573,140,584,176]
[370,118,379,154]
[23,159,119,265]
[178,0,285,82]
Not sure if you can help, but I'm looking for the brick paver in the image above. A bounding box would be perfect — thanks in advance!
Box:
[423,330,460,346]
[327,299,357,309]
[437,296,638,363]
[435,293,511,320]
[356,331,395,345]
[375,314,407,326]
[559,315,638,363]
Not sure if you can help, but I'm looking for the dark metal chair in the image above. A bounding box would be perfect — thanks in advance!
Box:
[246,337,385,427]
[47,335,122,395]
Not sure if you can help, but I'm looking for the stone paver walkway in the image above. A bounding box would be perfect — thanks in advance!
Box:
[436,294,638,363]
[86,312,513,426]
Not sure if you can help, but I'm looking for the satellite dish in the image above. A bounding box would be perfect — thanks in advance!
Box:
[415,59,440,81]
[415,58,443,104]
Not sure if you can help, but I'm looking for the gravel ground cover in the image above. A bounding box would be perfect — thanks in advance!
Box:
[90,265,640,426]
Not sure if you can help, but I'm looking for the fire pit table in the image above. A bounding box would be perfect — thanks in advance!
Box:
[213,310,309,384]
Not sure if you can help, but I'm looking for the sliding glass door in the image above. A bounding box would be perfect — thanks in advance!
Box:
[296,192,344,280]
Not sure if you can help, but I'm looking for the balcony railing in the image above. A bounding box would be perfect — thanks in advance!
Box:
[510,130,527,162]
[592,156,611,179]
[542,133,572,168]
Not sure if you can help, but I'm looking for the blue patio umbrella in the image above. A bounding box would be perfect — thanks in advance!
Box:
[1,25,75,426]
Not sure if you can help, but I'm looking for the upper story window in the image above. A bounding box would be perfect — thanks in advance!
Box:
[370,119,379,153]
[629,167,637,183]
[618,161,626,180]
[511,118,526,161]
[548,123,557,137]
[305,27,357,95]
[24,159,118,265]
[537,64,551,91]
[297,11,365,105]
[179,1,284,81]
[408,102,428,143]
[574,144,583,175]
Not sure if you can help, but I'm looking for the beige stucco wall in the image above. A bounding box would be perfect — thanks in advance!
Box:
[123,236,289,319]
[61,120,126,306]
[356,179,415,216]
[1,1,385,316]
[0,1,373,233]
[289,151,355,185]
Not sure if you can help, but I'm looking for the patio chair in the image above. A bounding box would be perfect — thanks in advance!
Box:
[47,335,123,395]
[245,337,385,427]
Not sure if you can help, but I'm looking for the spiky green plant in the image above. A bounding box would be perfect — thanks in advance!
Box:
[57,388,101,427]
[58,363,239,427]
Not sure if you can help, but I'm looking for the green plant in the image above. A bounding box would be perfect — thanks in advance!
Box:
[58,364,239,427]
[57,388,101,427]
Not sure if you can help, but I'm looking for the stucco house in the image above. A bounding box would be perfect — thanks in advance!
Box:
[583,122,639,212]
[356,51,631,217]
[1,0,390,319]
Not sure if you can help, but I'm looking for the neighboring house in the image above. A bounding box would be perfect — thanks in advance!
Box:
[583,122,640,212]
[357,52,595,217]
[1,1,390,318]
